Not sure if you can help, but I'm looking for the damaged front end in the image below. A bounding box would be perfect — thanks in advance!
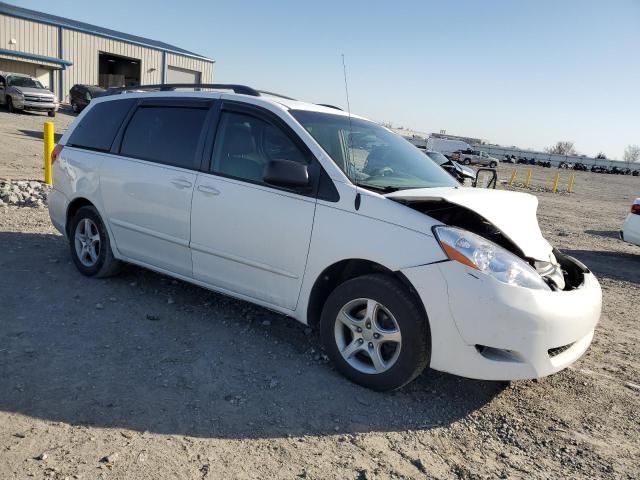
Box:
[396,197,586,292]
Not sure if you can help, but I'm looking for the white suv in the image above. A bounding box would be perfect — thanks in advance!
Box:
[48,85,601,391]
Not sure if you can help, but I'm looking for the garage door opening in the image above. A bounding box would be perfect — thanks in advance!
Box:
[167,66,201,85]
[98,52,140,88]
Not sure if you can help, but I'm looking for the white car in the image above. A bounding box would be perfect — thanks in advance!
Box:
[48,85,602,391]
[621,198,640,246]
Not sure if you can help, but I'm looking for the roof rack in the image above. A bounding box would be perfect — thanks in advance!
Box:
[316,104,343,111]
[102,83,296,101]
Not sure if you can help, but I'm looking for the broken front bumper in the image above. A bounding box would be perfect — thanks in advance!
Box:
[402,256,601,381]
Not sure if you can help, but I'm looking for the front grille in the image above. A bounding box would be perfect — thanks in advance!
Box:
[24,95,52,103]
[548,343,575,357]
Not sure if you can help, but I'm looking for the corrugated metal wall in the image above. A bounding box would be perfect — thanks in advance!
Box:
[1,13,215,103]
[166,53,214,83]
[0,14,58,58]
[62,29,163,102]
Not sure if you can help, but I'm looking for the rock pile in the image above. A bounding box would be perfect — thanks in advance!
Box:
[0,180,51,208]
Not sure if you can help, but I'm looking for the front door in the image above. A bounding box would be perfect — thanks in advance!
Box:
[190,104,316,310]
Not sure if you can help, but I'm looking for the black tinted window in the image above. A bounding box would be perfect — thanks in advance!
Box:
[68,99,134,152]
[120,106,207,169]
[212,111,307,183]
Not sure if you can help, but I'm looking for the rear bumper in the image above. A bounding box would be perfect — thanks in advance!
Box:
[622,213,640,246]
[48,188,68,237]
[402,258,601,381]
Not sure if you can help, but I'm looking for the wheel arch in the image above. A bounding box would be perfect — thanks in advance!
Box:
[305,258,428,329]
[65,197,95,237]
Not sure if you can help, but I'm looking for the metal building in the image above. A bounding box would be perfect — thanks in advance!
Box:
[0,2,214,103]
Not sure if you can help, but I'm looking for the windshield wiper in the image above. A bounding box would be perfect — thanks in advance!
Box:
[355,182,399,193]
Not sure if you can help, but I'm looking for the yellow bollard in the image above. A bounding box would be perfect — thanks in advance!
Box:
[524,168,532,188]
[551,172,560,193]
[508,169,517,186]
[43,121,54,185]
[567,174,575,193]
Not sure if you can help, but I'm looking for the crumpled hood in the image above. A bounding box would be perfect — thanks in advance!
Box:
[386,187,553,261]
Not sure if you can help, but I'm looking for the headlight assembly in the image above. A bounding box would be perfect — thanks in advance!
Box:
[433,226,550,291]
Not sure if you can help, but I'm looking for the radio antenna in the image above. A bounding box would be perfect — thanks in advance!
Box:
[342,54,360,208]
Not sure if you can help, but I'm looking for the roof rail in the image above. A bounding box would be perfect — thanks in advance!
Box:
[316,104,343,111]
[101,84,297,101]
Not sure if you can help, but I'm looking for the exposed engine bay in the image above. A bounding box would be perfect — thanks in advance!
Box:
[397,199,586,291]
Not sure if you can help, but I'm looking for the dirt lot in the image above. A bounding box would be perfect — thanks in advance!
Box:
[1,109,639,479]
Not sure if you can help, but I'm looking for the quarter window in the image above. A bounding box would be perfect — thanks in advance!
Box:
[120,106,208,169]
[211,111,308,184]
[67,99,135,152]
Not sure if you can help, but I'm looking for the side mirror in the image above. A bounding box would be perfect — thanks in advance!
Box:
[264,159,310,188]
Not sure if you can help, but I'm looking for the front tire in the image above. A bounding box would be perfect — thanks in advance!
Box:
[69,206,122,278]
[7,97,15,113]
[48,110,56,117]
[320,274,431,391]
[463,158,471,165]
[489,161,497,168]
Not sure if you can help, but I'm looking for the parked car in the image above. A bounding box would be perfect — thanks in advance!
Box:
[573,162,588,171]
[591,165,608,173]
[536,160,551,168]
[424,150,475,184]
[558,162,573,169]
[620,198,640,247]
[516,157,528,165]
[47,85,602,391]
[454,149,499,167]
[502,154,516,164]
[69,84,106,113]
[632,170,640,177]
[0,71,57,117]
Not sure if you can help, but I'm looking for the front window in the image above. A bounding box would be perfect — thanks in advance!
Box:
[7,76,44,89]
[291,110,457,191]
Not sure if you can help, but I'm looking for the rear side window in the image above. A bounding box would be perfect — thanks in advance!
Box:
[67,99,134,152]
[120,106,207,169]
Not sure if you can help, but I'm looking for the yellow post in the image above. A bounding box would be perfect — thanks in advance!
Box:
[567,174,575,193]
[524,168,532,188]
[508,169,517,186]
[551,172,560,193]
[43,121,54,185]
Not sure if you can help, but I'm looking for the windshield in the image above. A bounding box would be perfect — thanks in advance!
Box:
[425,151,450,166]
[7,76,44,89]
[291,110,458,191]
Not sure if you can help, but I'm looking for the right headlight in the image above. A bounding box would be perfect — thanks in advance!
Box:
[433,226,550,291]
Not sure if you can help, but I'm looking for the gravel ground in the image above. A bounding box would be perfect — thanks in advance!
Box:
[0,108,639,479]
[0,109,74,181]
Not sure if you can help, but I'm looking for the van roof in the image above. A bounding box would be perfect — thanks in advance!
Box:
[96,84,366,118]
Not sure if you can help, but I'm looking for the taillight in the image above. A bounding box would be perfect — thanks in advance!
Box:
[632,203,640,215]
[51,144,63,164]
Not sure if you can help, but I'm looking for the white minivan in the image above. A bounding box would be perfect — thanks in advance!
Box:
[48,85,602,391]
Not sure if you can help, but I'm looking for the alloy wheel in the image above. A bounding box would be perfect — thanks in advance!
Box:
[334,298,402,374]
[74,218,101,267]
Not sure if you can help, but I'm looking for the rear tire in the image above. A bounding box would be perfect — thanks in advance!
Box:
[48,110,56,117]
[68,206,122,278]
[463,158,471,165]
[320,274,430,391]
[489,161,497,168]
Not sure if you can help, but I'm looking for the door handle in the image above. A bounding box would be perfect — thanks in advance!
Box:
[171,178,192,189]
[197,185,220,196]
